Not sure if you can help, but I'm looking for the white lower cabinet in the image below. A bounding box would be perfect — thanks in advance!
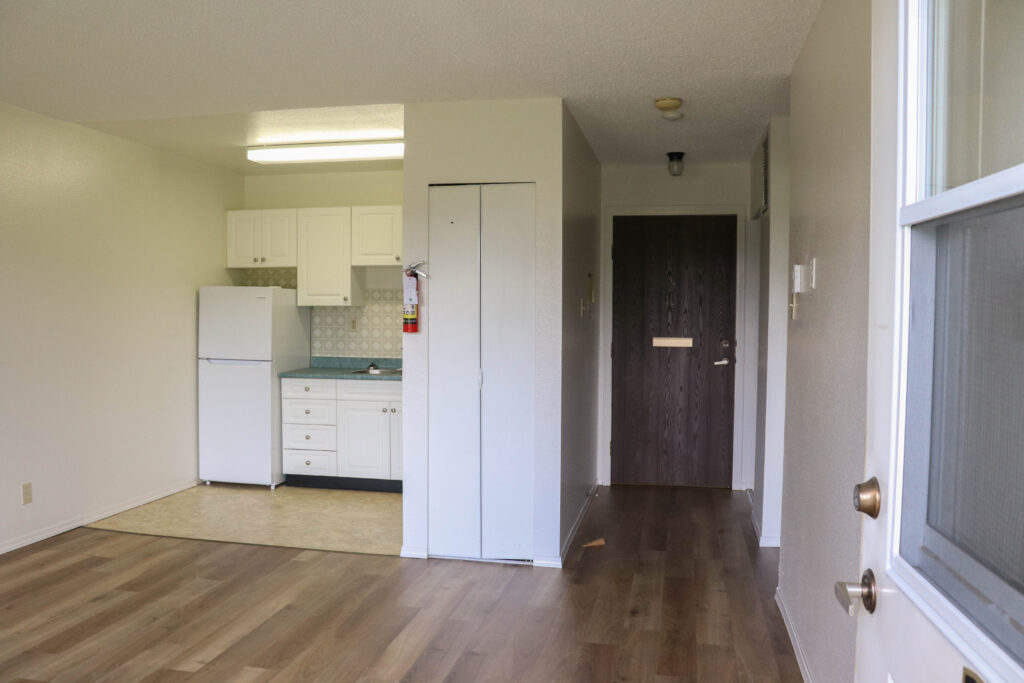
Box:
[337,400,391,479]
[282,378,401,481]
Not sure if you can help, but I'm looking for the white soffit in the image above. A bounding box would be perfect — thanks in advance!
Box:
[87,105,405,174]
[0,0,823,165]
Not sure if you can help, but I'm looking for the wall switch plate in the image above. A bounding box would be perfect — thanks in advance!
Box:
[793,264,810,294]
[21,482,32,505]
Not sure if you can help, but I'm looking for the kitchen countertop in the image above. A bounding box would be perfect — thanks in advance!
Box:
[279,356,402,381]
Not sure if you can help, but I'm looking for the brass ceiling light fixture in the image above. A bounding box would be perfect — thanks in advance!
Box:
[666,152,685,176]
[654,97,684,120]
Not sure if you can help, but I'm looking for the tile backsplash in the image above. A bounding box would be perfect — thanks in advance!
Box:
[235,269,403,358]
[311,290,402,358]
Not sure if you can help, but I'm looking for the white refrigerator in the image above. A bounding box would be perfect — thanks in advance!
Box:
[198,286,310,488]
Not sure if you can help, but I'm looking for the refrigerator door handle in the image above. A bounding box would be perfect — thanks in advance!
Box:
[201,358,267,366]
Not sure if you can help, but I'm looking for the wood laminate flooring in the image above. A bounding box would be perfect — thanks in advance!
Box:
[0,486,800,682]
[87,484,402,556]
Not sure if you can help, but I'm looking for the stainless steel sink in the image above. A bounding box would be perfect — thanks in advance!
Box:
[350,367,402,376]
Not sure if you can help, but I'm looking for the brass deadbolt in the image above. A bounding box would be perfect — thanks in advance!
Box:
[853,477,881,518]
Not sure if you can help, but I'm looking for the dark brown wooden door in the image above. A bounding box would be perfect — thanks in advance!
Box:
[611,215,736,487]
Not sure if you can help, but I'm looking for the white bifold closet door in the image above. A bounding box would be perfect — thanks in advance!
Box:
[427,183,535,561]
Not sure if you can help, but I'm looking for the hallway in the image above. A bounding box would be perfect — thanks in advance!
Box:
[0,486,799,681]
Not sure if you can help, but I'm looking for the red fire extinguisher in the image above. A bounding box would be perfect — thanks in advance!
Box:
[403,268,419,333]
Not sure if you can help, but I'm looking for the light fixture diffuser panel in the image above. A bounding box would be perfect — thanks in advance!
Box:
[247,141,404,164]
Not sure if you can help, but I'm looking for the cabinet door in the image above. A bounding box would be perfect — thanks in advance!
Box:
[351,206,402,266]
[337,400,391,479]
[226,210,261,268]
[297,207,360,306]
[261,209,297,267]
[389,402,402,480]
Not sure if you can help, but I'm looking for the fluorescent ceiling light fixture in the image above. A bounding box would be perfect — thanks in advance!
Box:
[247,140,404,164]
[255,129,405,145]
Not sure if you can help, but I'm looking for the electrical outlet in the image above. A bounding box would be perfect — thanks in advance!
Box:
[21,482,32,505]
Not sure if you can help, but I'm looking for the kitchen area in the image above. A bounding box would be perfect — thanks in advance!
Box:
[89,135,409,556]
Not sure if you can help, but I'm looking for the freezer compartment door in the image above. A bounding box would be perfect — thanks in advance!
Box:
[198,359,273,485]
[198,286,274,361]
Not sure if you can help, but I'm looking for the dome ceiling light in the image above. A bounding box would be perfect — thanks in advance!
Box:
[654,97,684,121]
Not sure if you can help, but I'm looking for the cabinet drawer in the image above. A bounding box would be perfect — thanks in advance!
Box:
[282,378,336,400]
[337,379,402,401]
[283,450,336,476]
[282,399,336,425]
[282,423,336,451]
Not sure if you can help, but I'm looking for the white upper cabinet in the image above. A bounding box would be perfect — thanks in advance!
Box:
[296,207,363,307]
[351,206,403,266]
[226,209,297,268]
[260,209,298,267]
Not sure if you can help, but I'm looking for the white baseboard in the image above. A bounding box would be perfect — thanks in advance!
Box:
[400,546,428,559]
[0,477,198,557]
[0,515,87,556]
[775,587,813,682]
[80,478,198,526]
[533,555,563,569]
[559,480,599,564]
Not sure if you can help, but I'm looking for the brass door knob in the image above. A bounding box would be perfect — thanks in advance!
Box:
[854,477,881,518]
[834,569,877,616]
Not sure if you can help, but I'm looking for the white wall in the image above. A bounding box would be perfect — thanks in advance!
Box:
[559,104,601,556]
[775,0,871,678]
[750,118,790,548]
[400,99,565,564]
[597,163,756,489]
[243,170,403,209]
[0,101,241,553]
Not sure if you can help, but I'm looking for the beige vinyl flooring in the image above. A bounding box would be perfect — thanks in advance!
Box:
[87,483,402,555]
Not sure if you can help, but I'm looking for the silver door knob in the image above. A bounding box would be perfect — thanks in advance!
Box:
[835,569,877,616]
[713,358,730,366]
[304,409,311,415]
[382,408,388,413]
[304,386,310,392]
[305,434,311,440]
[391,408,396,413]
[305,460,311,466]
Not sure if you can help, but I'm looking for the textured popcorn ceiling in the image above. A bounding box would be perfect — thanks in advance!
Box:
[0,0,822,163]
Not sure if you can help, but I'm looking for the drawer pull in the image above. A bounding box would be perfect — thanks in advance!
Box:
[305,460,311,466]
[304,386,310,392]
[305,434,311,440]
[304,409,311,414]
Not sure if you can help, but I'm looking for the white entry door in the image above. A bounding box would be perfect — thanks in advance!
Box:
[854,1,1024,680]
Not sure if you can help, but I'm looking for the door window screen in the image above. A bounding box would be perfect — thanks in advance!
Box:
[902,192,1024,666]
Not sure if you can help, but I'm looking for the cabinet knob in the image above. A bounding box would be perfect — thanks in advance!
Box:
[394,255,400,261]
[253,257,258,263]
[391,408,396,413]
[305,434,311,440]
[305,460,311,466]
[260,257,266,263]
[343,296,349,302]
[304,409,311,415]
[304,386,310,392]
[382,408,388,413]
